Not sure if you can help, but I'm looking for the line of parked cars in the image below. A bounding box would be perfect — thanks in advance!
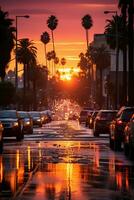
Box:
[79,106,134,160]
[0,109,52,153]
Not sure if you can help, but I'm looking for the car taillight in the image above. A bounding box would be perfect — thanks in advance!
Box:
[117,120,123,125]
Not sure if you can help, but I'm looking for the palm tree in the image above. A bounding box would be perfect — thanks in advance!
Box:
[89,45,110,107]
[118,0,128,105]
[0,9,15,81]
[47,15,58,52]
[127,1,134,105]
[105,14,127,108]
[40,31,50,68]
[17,38,37,108]
[81,14,93,49]
[61,57,66,66]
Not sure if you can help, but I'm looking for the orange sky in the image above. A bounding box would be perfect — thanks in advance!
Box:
[0,0,118,73]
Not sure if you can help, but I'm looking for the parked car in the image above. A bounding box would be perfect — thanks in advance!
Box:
[0,121,4,153]
[124,114,134,159]
[29,111,43,127]
[88,111,99,129]
[18,111,33,134]
[109,106,134,151]
[85,111,94,127]
[79,110,90,124]
[93,110,117,137]
[0,110,24,141]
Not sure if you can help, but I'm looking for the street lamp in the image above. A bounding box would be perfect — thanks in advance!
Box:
[104,10,119,109]
[15,15,30,89]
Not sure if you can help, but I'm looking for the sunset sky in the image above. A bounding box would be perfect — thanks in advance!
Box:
[1,0,118,74]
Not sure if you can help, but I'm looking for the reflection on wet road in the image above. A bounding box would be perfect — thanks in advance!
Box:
[0,120,134,200]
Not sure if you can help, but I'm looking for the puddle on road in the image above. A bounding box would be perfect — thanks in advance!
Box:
[0,141,134,200]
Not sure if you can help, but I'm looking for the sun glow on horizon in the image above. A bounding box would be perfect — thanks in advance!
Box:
[58,67,80,81]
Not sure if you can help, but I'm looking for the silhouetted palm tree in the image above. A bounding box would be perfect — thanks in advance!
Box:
[0,9,15,81]
[81,14,93,49]
[105,14,127,108]
[127,1,134,105]
[17,38,37,108]
[118,0,128,105]
[47,15,58,52]
[89,45,110,107]
[61,57,66,66]
[40,31,50,68]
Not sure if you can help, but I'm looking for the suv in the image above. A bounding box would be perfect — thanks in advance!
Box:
[0,110,24,141]
[109,106,134,151]
[124,114,134,159]
[93,110,117,137]
[0,121,4,153]
[79,110,90,124]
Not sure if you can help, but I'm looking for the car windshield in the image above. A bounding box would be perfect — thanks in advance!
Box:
[19,112,29,118]
[121,109,134,121]
[0,111,17,118]
[100,112,117,120]
[29,112,40,117]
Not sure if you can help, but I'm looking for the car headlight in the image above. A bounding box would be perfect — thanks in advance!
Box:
[12,122,19,127]
[25,121,30,125]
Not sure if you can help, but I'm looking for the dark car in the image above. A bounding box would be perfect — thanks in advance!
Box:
[124,114,134,159]
[85,111,94,127]
[18,111,33,134]
[29,111,43,127]
[88,111,99,129]
[109,106,134,151]
[0,121,4,153]
[79,110,90,124]
[93,110,117,137]
[0,110,24,141]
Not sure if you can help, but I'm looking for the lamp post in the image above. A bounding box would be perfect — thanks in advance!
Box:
[104,10,119,109]
[15,15,30,89]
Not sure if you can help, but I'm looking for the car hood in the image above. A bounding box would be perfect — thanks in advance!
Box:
[0,118,18,122]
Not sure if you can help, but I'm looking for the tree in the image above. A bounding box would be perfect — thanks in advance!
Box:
[16,38,37,109]
[61,57,66,66]
[105,14,128,108]
[47,15,58,52]
[40,31,50,68]
[81,14,93,49]
[118,0,128,105]
[78,53,90,77]
[0,9,15,81]
[127,0,134,105]
[89,44,110,106]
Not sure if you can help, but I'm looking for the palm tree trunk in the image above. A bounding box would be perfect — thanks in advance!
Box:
[128,1,134,105]
[44,44,47,67]
[115,47,119,109]
[122,4,127,106]
[51,30,55,52]
[86,29,89,49]
[100,68,103,107]
[51,30,55,75]
[33,77,37,110]
[23,63,26,110]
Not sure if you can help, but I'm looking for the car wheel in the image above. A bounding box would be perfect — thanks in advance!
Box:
[114,140,121,151]
[129,143,134,160]
[16,130,24,141]
[109,137,114,150]
[0,138,3,154]
[124,143,129,156]
[93,128,99,137]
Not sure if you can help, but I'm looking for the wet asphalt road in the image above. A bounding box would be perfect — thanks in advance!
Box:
[0,120,134,200]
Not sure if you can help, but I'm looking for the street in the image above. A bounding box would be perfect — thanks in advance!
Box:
[0,120,134,200]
